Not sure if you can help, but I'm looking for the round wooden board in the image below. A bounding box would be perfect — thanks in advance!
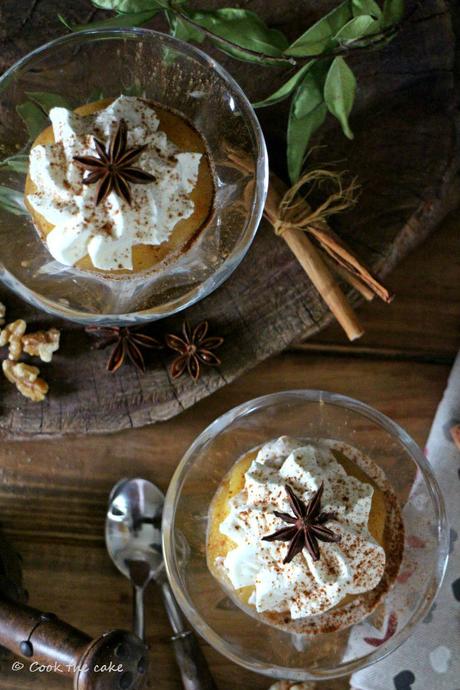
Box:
[0,0,459,439]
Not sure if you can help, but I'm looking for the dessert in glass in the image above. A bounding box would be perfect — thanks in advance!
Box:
[207,436,403,635]
[25,95,214,275]
[163,391,448,681]
[0,29,268,324]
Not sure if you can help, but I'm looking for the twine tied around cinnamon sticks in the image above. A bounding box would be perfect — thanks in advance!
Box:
[272,168,358,239]
[227,147,392,341]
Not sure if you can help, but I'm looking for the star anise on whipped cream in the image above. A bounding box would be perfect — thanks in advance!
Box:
[73,118,155,206]
[262,483,341,564]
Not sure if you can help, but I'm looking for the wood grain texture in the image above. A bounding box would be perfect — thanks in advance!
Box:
[0,352,450,690]
[308,210,460,358]
[0,6,458,690]
[1,208,458,690]
[0,0,459,438]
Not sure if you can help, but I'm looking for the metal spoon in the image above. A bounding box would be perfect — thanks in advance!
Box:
[106,478,217,690]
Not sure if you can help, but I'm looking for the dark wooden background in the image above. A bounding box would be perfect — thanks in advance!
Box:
[0,212,459,690]
[0,0,458,437]
[0,2,459,689]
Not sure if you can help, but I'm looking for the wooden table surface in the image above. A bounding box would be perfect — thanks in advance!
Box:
[0,207,458,690]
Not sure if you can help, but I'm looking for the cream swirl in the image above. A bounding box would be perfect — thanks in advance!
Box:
[218,436,386,619]
[27,95,201,271]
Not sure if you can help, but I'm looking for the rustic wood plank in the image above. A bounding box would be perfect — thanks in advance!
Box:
[0,0,459,438]
[0,353,449,689]
[308,210,460,358]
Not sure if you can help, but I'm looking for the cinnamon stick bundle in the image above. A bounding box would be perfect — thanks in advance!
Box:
[264,174,364,340]
[228,148,392,341]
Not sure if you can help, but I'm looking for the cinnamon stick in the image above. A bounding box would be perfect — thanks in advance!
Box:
[306,222,393,303]
[324,256,375,301]
[265,175,364,341]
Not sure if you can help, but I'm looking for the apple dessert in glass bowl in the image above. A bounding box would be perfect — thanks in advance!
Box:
[0,28,267,324]
[163,391,448,681]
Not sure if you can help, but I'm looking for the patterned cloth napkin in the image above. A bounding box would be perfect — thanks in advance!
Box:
[351,353,460,690]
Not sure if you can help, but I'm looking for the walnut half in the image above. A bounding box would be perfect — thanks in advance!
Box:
[22,328,60,363]
[0,319,27,360]
[2,361,49,402]
[0,302,5,326]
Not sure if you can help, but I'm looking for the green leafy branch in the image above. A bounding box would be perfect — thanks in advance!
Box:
[68,0,406,65]
[65,0,407,182]
[171,0,406,67]
[46,0,404,186]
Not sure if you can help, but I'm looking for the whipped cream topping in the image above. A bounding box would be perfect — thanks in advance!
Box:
[218,436,386,619]
[27,96,202,270]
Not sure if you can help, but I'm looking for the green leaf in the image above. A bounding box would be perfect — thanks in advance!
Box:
[93,0,165,11]
[85,89,105,103]
[16,102,48,139]
[285,1,352,57]
[69,9,157,31]
[124,83,144,97]
[16,92,73,140]
[58,14,73,31]
[0,186,27,216]
[26,92,72,114]
[352,0,383,18]
[383,0,405,25]
[335,14,380,40]
[183,8,289,62]
[253,61,314,109]
[287,65,329,183]
[288,101,327,184]
[323,56,356,139]
[0,154,29,174]
[169,13,205,43]
[58,14,73,30]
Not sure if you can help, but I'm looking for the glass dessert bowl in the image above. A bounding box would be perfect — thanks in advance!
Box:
[0,29,268,324]
[163,390,448,681]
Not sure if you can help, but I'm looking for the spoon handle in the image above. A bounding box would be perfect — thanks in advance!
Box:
[133,584,145,641]
[161,581,217,690]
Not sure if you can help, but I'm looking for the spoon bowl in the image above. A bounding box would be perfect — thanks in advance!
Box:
[106,477,165,582]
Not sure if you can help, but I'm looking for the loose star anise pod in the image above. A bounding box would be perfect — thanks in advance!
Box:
[73,119,155,206]
[263,483,340,564]
[85,326,162,373]
[165,320,224,382]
